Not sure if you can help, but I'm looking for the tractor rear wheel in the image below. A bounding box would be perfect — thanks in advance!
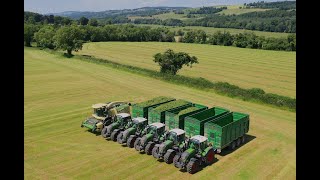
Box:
[117,132,124,144]
[173,154,180,168]
[164,151,176,164]
[187,159,199,174]
[110,131,119,141]
[134,138,141,151]
[236,138,241,147]
[152,146,159,159]
[205,149,215,165]
[145,143,155,155]
[101,126,108,138]
[127,136,136,148]
[241,135,246,144]
[229,141,236,150]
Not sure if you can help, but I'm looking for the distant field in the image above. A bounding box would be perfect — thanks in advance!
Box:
[134,24,292,38]
[129,12,203,21]
[25,47,295,179]
[76,42,296,97]
[217,5,269,15]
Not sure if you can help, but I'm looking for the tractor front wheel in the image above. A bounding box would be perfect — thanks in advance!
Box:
[101,126,108,138]
[134,138,141,151]
[187,159,199,174]
[152,146,159,159]
[110,131,119,141]
[164,151,176,164]
[117,131,124,144]
[127,136,136,148]
[173,154,180,168]
[145,143,155,155]
[205,149,215,165]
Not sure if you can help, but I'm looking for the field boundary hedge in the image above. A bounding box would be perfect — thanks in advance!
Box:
[44,49,296,111]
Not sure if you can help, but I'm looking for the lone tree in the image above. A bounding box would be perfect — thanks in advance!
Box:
[54,25,84,55]
[153,49,198,75]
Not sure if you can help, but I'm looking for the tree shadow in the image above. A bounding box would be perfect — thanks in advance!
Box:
[218,134,256,156]
[63,53,74,58]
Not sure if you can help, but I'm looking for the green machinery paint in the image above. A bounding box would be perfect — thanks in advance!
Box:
[204,112,250,153]
[184,107,230,138]
[131,96,175,118]
[165,104,208,130]
[117,117,149,146]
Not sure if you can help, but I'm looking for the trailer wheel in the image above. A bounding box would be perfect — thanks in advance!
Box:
[101,126,108,138]
[187,159,199,174]
[164,151,176,164]
[117,131,124,144]
[229,141,236,150]
[110,131,119,142]
[236,138,241,147]
[134,138,141,151]
[241,135,246,144]
[173,154,180,168]
[127,136,136,148]
[145,143,155,155]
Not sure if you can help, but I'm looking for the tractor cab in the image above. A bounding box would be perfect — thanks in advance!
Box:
[188,135,208,152]
[167,129,185,144]
[132,117,148,131]
[115,113,132,126]
[147,122,165,136]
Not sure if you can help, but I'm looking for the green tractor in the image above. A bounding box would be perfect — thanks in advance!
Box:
[81,101,131,133]
[173,135,215,174]
[101,113,132,141]
[152,128,188,164]
[116,117,148,147]
[134,122,166,155]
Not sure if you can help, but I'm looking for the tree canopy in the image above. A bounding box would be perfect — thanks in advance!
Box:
[153,49,199,75]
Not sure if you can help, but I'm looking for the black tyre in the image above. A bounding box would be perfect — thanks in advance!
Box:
[241,135,246,144]
[117,132,124,144]
[152,146,159,159]
[145,143,155,155]
[164,151,176,164]
[187,159,199,174]
[101,126,108,138]
[173,154,180,168]
[127,136,136,148]
[229,141,236,150]
[205,148,215,165]
[110,131,119,141]
[236,138,241,147]
[134,138,141,151]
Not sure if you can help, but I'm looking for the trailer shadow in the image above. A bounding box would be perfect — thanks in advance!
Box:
[218,134,256,157]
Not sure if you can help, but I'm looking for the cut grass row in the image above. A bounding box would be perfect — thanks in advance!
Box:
[24,47,296,179]
[76,42,296,97]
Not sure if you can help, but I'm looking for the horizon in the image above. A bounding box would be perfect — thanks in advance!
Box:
[24,0,293,14]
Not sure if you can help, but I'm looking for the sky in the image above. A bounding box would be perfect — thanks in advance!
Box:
[24,0,286,14]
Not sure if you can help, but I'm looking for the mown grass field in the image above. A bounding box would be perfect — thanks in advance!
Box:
[134,24,293,38]
[217,5,269,15]
[25,47,295,179]
[76,42,296,98]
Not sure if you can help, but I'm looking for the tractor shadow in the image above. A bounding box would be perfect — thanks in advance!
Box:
[85,129,101,136]
[178,158,219,173]
[218,134,256,157]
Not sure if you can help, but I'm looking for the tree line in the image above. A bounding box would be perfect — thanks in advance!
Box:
[188,6,227,14]
[24,22,295,53]
[244,1,296,10]
[181,30,296,51]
